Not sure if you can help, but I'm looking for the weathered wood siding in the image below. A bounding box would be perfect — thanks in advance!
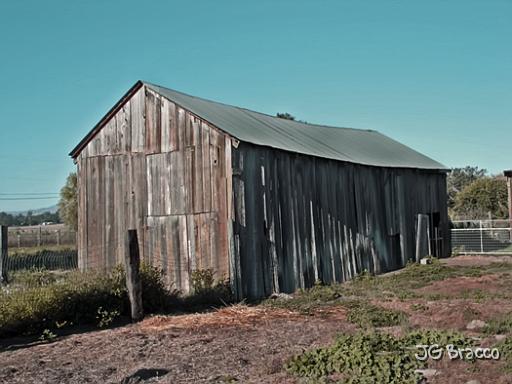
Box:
[231,142,449,299]
[76,86,231,293]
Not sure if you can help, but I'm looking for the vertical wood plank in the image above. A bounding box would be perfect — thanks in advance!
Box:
[161,98,171,152]
[201,122,211,212]
[131,87,145,152]
[179,215,190,293]
[169,102,178,151]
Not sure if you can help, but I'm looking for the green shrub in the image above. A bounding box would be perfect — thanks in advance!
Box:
[401,328,473,349]
[9,268,58,288]
[287,332,419,383]
[0,271,124,337]
[183,278,233,309]
[0,263,178,338]
[109,263,178,313]
[345,301,408,328]
[140,263,178,311]
[39,328,57,342]
[410,303,428,312]
[185,269,233,309]
[264,283,345,314]
[190,269,215,294]
[0,263,235,338]
[286,329,474,383]
[96,307,120,328]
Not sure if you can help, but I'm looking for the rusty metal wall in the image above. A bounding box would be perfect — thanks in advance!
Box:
[231,142,449,299]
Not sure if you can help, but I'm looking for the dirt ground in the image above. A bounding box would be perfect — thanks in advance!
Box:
[1,255,512,384]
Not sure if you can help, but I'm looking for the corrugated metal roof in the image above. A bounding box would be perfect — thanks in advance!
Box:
[70,81,446,171]
[145,82,446,171]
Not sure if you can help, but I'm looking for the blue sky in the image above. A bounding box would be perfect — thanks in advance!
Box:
[0,0,510,212]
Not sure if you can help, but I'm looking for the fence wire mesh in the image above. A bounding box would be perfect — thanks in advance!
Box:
[1,225,78,294]
[451,219,512,254]
[7,224,76,249]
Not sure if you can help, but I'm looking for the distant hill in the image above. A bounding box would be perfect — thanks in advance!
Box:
[6,204,59,215]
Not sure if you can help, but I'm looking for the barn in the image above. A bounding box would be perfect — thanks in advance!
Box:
[70,81,449,299]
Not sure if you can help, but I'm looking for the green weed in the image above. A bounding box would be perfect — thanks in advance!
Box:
[410,303,428,312]
[190,269,215,294]
[96,306,120,328]
[484,313,512,335]
[286,329,474,383]
[496,337,512,372]
[345,301,408,328]
[39,328,57,342]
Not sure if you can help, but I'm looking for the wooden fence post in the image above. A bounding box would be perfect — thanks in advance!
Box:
[415,214,429,262]
[0,226,8,284]
[125,229,143,322]
[505,170,512,241]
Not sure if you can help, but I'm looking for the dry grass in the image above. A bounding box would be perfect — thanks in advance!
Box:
[140,304,302,332]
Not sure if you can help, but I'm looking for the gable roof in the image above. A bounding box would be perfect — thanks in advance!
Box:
[70,81,446,171]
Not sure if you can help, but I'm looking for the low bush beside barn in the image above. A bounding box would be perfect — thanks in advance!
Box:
[0,265,233,338]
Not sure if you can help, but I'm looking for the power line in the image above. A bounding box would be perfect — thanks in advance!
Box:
[0,193,59,196]
[0,197,59,200]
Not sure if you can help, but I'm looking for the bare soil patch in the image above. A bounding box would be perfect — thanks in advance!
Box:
[416,273,502,296]
[0,306,355,384]
[441,254,512,267]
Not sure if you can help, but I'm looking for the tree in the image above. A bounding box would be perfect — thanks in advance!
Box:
[447,166,487,208]
[276,112,295,120]
[58,172,78,230]
[452,177,508,219]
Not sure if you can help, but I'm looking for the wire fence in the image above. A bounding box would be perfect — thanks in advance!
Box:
[451,219,512,254]
[7,224,76,248]
[6,248,78,273]
[1,225,78,287]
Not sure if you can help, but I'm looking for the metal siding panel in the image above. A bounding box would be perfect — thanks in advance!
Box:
[232,142,449,299]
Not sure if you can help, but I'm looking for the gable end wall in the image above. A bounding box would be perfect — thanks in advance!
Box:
[76,86,233,293]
